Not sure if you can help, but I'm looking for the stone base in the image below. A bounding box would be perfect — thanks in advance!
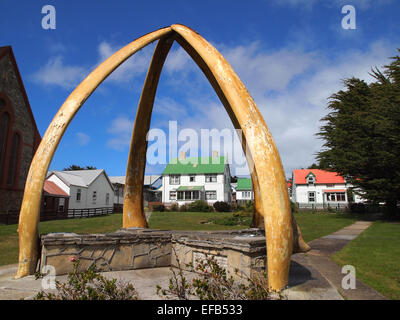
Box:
[39,228,267,280]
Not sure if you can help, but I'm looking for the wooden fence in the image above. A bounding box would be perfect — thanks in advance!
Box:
[0,207,115,225]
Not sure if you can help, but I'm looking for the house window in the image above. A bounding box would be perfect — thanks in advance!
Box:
[307,176,315,186]
[76,189,81,202]
[58,198,65,212]
[206,190,217,200]
[170,191,177,200]
[177,190,200,201]
[0,113,10,180]
[327,192,346,202]
[106,193,110,205]
[92,191,97,204]
[189,175,195,182]
[205,174,217,183]
[0,98,5,108]
[308,192,316,202]
[6,133,20,186]
[241,191,251,198]
[170,175,180,185]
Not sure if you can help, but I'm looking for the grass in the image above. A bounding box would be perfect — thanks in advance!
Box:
[0,213,124,267]
[333,221,400,300]
[0,210,359,267]
[293,211,357,242]
[148,211,251,230]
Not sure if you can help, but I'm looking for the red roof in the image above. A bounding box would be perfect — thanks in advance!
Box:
[43,181,69,197]
[293,169,345,185]
[324,189,346,193]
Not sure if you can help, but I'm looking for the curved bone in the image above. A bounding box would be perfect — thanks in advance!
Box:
[15,27,173,279]
[123,35,175,228]
[17,24,308,291]
[171,24,293,290]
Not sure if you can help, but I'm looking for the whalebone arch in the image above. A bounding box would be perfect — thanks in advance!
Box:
[16,24,309,291]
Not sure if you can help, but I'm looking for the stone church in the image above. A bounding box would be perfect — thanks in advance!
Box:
[0,46,41,216]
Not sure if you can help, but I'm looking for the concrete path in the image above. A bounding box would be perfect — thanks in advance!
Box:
[288,221,386,300]
[0,221,386,300]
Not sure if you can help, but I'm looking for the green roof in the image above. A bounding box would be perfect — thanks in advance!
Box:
[176,186,204,191]
[162,156,226,175]
[236,178,252,190]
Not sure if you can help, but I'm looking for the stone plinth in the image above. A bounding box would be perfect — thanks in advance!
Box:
[39,228,267,280]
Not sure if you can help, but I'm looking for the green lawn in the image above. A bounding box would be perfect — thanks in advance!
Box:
[333,221,400,300]
[0,213,124,266]
[293,212,357,242]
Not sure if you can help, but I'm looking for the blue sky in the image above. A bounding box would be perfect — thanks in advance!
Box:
[1,0,399,177]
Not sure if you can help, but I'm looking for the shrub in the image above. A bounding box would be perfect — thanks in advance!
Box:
[243,201,254,213]
[35,259,138,300]
[187,200,213,212]
[169,203,179,212]
[152,204,165,212]
[157,252,282,300]
[290,201,298,213]
[213,201,231,212]
[179,204,189,212]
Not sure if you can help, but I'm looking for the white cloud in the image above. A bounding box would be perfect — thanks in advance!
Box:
[31,56,87,90]
[76,132,90,146]
[106,115,134,151]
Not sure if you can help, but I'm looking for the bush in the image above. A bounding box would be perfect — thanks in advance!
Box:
[157,252,282,300]
[349,202,366,214]
[179,204,189,212]
[169,203,179,212]
[152,204,165,212]
[35,258,138,300]
[213,201,231,212]
[187,200,213,212]
[290,201,298,213]
[243,201,254,213]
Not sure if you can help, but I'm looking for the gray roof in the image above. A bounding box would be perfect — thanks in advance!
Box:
[50,170,107,188]
[109,175,161,186]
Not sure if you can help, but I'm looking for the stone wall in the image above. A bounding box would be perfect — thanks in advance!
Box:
[39,228,267,281]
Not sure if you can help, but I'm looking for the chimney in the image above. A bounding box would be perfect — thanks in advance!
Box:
[212,150,219,158]
[179,151,186,160]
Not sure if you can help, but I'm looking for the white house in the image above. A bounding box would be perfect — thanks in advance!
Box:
[109,175,162,209]
[236,178,254,202]
[291,169,363,209]
[46,169,114,212]
[162,153,232,206]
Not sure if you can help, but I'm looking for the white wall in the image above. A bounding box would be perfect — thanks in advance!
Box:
[292,183,351,205]
[50,172,114,210]
[162,170,231,206]
[236,190,254,201]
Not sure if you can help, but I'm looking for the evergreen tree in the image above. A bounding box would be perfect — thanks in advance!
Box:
[317,50,400,215]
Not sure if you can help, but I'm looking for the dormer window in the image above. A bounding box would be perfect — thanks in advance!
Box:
[306,173,316,186]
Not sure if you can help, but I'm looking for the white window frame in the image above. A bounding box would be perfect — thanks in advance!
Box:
[205,174,217,183]
[92,191,97,204]
[170,191,177,200]
[170,175,180,185]
[76,189,81,202]
[308,191,316,203]
[205,190,217,200]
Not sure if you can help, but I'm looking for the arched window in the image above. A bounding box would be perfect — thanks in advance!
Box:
[0,112,10,180]
[0,98,5,109]
[7,133,21,186]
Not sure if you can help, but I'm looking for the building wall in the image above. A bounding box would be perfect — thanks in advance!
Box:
[236,190,254,201]
[0,49,41,214]
[162,171,230,206]
[48,172,114,210]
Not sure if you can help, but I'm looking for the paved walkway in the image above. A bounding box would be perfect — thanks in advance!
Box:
[287,221,386,300]
[0,221,386,300]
